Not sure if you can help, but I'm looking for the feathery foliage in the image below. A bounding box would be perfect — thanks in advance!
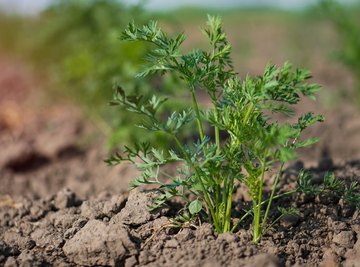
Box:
[107,15,324,243]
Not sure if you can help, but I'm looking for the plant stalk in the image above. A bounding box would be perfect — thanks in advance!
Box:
[253,157,267,243]
[190,87,205,143]
[230,189,296,232]
[223,175,235,232]
[261,162,285,230]
[213,103,221,154]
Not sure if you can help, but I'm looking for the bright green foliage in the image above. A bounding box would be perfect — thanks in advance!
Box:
[320,0,360,103]
[107,16,324,243]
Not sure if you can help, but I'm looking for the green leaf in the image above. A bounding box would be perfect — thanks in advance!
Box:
[279,147,296,162]
[264,80,279,90]
[189,199,202,215]
[294,137,320,148]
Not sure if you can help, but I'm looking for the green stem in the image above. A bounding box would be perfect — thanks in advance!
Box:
[261,162,285,230]
[231,189,296,232]
[222,174,229,227]
[215,127,220,153]
[223,175,235,232]
[264,213,287,234]
[215,184,220,224]
[210,43,220,154]
[213,102,222,229]
[173,135,220,231]
[213,103,221,154]
[190,87,205,142]
[253,157,267,243]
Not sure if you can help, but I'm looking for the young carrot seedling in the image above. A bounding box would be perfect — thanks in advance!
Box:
[106,16,324,243]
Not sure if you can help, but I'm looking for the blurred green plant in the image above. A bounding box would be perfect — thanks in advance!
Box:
[0,13,27,53]
[320,0,360,103]
[33,0,157,147]
[0,0,187,148]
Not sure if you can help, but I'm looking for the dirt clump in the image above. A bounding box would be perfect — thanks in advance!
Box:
[111,189,169,226]
[63,220,136,266]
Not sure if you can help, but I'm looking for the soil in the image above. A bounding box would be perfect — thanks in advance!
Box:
[0,163,359,267]
[1,53,360,267]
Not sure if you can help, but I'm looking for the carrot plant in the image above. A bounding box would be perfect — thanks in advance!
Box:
[107,16,324,243]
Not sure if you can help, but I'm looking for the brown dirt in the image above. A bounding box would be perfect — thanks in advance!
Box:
[0,45,360,267]
[0,163,359,267]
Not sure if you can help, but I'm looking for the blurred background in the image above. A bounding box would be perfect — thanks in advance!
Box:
[0,0,360,199]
